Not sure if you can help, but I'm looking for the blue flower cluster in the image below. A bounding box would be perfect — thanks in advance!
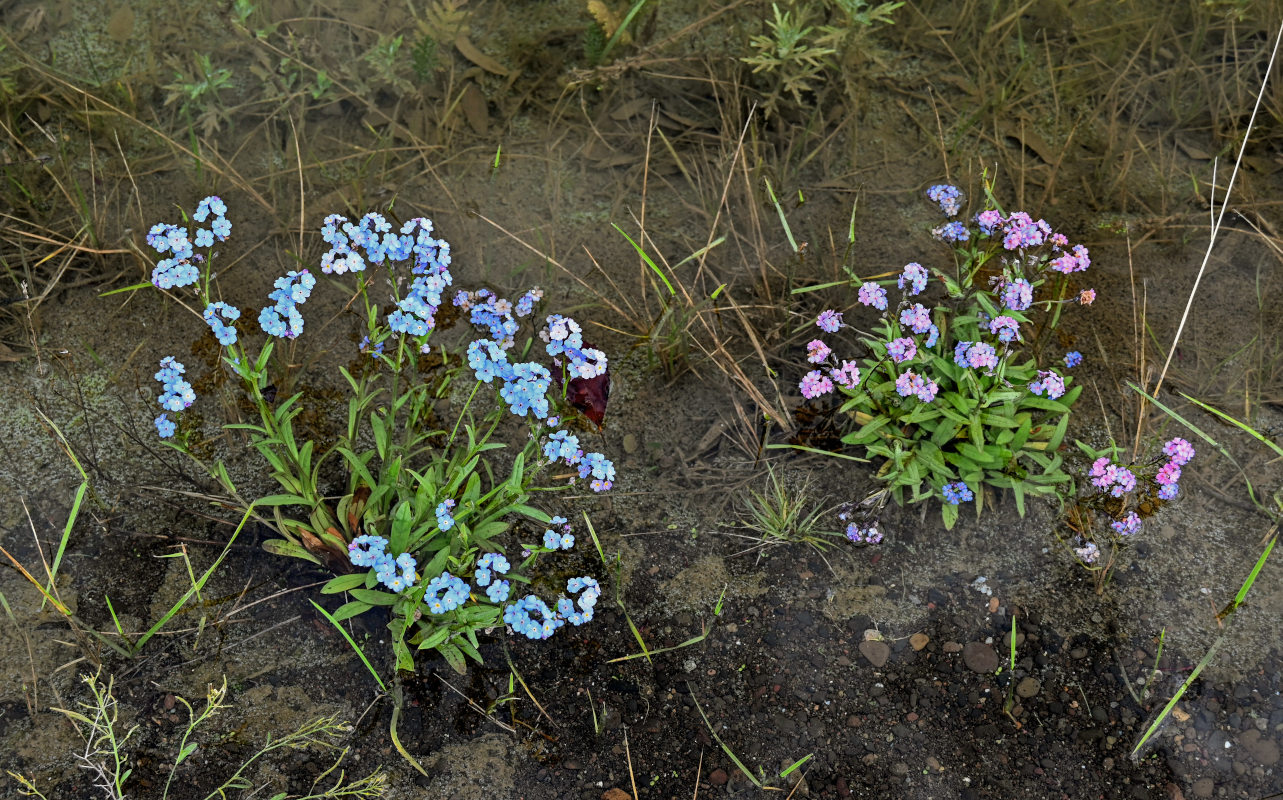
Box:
[500,362,552,418]
[347,535,418,593]
[942,482,974,504]
[515,288,543,317]
[194,196,231,239]
[435,499,456,532]
[460,288,520,345]
[927,184,963,217]
[542,515,574,550]
[154,358,194,438]
[1001,279,1033,312]
[320,213,454,339]
[540,422,617,493]
[1029,370,1066,400]
[543,430,581,463]
[467,338,511,382]
[578,453,616,493]
[844,522,883,544]
[147,225,199,289]
[504,595,562,639]
[898,262,928,295]
[147,195,229,289]
[543,314,608,380]
[203,301,240,346]
[359,335,385,359]
[1063,351,1082,368]
[474,552,512,603]
[259,270,316,338]
[932,221,969,243]
[424,572,470,614]
[556,576,600,626]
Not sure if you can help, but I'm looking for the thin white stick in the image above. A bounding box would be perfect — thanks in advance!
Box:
[1151,19,1283,401]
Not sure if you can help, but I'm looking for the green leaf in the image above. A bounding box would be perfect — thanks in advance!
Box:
[253,493,311,507]
[1012,482,1026,517]
[393,636,414,672]
[370,412,389,460]
[957,442,995,465]
[350,588,399,606]
[943,452,980,475]
[421,546,451,581]
[510,504,550,523]
[842,415,891,445]
[416,627,450,650]
[969,415,984,450]
[1021,396,1072,414]
[944,392,975,416]
[941,501,959,530]
[914,440,950,478]
[437,642,467,674]
[1010,414,1034,451]
[337,447,378,489]
[931,421,962,447]
[1046,413,1070,450]
[331,600,371,622]
[978,412,1020,428]
[176,742,199,764]
[455,636,483,664]
[322,573,371,594]
[389,501,412,553]
[261,539,322,565]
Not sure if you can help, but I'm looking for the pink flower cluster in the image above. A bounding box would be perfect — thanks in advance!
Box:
[1001,212,1052,250]
[895,371,938,403]
[1155,437,1195,500]
[799,310,867,400]
[1090,458,1137,498]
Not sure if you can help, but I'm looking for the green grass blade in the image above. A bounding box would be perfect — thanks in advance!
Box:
[764,178,799,253]
[1179,392,1283,459]
[612,222,674,296]
[689,686,761,787]
[608,621,707,663]
[1131,533,1276,759]
[310,599,386,692]
[780,753,812,779]
[597,0,648,64]
[765,443,868,462]
[132,506,251,653]
[1130,635,1224,759]
[46,479,88,599]
[1233,534,1276,610]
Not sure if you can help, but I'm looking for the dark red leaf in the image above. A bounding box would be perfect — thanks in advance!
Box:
[566,370,610,430]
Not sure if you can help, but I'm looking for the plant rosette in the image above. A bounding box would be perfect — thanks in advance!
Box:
[138,198,613,673]
[799,183,1092,528]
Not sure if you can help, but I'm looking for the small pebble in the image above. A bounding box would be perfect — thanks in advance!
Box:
[962,642,1000,673]
[1016,677,1041,698]
[859,640,891,668]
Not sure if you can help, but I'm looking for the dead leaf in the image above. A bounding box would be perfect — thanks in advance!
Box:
[460,82,489,135]
[107,4,134,43]
[999,118,1057,164]
[610,97,653,122]
[593,152,639,169]
[1175,138,1212,161]
[0,342,22,362]
[455,35,510,77]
